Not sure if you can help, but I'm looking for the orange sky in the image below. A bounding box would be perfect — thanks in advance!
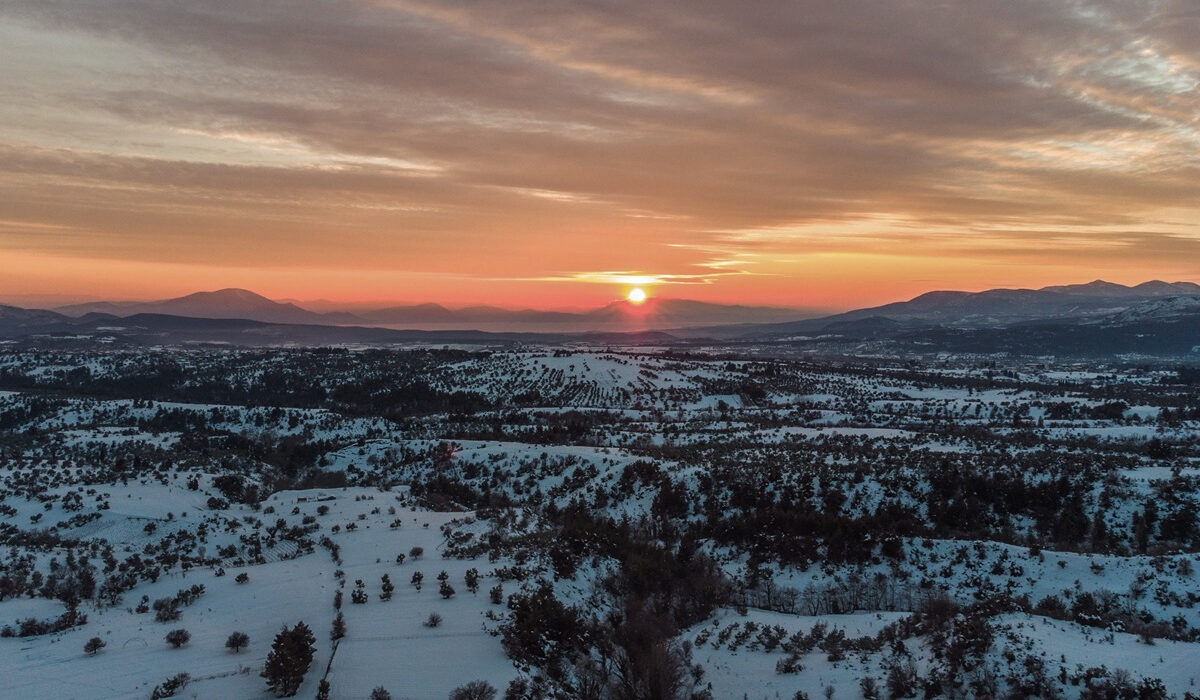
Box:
[2,1,1199,310]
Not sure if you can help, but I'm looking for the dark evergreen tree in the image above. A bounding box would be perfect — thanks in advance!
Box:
[262,622,316,697]
[1090,510,1109,552]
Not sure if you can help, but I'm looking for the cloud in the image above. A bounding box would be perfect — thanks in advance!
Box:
[1,0,1199,303]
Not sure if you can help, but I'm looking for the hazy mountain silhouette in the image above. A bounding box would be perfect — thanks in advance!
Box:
[52,290,813,332]
[56,289,363,325]
[8,279,1197,356]
[716,279,1200,336]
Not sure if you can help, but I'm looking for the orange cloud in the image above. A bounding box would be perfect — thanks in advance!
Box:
[1,1,1198,308]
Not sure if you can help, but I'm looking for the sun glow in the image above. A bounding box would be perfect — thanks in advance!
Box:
[626,287,647,304]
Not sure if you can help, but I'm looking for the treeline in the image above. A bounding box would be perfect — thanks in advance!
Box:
[0,348,493,420]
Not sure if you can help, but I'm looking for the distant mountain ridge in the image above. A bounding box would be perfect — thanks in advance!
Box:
[0,306,677,346]
[3,278,1199,355]
[56,289,361,325]
[714,279,1200,337]
[1038,280,1200,297]
[52,289,814,332]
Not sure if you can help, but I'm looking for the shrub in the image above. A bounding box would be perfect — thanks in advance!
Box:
[150,673,190,699]
[425,612,443,628]
[226,631,250,652]
[860,677,879,700]
[154,599,181,623]
[498,580,587,669]
[84,636,106,655]
[449,680,498,700]
[165,629,191,648]
[886,659,917,699]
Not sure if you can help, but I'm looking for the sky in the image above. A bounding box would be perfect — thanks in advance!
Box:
[1,0,1199,311]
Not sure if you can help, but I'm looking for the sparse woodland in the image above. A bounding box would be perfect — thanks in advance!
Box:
[0,347,1197,698]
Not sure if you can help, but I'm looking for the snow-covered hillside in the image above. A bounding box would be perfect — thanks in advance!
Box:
[0,348,1197,698]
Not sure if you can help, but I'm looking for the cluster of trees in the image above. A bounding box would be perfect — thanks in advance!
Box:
[497,504,725,697]
[1,606,87,638]
[0,548,97,606]
[0,348,493,421]
[151,584,206,623]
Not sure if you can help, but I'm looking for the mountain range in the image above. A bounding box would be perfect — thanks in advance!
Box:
[677,279,1200,339]
[3,279,1198,356]
[54,289,361,326]
[52,288,814,332]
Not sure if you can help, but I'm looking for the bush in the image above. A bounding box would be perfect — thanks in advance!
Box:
[84,636,106,655]
[499,580,587,670]
[226,631,250,652]
[165,629,191,648]
[886,659,917,699]
[425,612,443,628]
[150,673,190,699]
[1,608,88,638]
[370,688,392,700]
[154,600,181,623]
[860,676,880,700]
[449,680,498,700]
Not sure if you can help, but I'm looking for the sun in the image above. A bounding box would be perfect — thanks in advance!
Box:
[626,287,647,304]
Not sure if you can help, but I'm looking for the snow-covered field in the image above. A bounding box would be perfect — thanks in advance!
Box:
[0,347,1197,698]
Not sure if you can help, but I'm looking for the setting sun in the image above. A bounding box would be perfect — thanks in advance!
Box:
[627,287,648,304]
